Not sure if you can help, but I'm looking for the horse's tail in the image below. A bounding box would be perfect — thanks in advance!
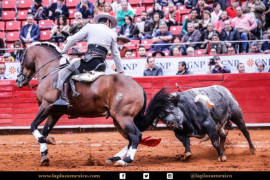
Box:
[133,90,149,132]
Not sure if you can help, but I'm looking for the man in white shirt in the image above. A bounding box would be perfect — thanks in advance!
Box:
[52,13,124,108]
[111,0,134,14]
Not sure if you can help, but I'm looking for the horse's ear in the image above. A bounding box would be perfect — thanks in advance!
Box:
[170,92,180,106]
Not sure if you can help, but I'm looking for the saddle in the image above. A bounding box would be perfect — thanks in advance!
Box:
[72,71,105,83]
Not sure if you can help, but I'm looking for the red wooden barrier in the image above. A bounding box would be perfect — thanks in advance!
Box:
[0,73,270,129]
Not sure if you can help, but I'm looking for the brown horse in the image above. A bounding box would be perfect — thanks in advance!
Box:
[16,42,149,166]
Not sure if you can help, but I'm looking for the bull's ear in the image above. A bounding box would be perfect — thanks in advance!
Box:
[170,93,180,106]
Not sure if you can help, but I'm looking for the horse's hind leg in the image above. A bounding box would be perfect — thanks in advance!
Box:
[230,112,256,154]
[39,114,62,166]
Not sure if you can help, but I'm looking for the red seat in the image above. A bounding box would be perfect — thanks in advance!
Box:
[144,0,154,4]
[43,0,50,6]
[39,20,54,30]
[195,49,205,55]
[134,7,145,16]
[75,42,87,52]
[69,8,76,19]
[2,0,17,9]
[17,10,29,21]
[66,0,78,8]
[126,40,140,50]
[170,26,182,35]
[18,0,33,9]
[178,5,191,15]
[181,14,189,25]
[141,39,153,50]
[0,32,6,40]
[6,31,20,42]
[40,30,51,41]
[7,43,15,53]
[1,11,16,21]
[5,21,21,31]
[0,22,5,31]
[129,0,141,6]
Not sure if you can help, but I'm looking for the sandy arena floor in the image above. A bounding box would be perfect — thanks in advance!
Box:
[0,129,269,171]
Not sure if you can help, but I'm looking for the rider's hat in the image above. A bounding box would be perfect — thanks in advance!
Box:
[117,36,130,43]
[93,13,118,28]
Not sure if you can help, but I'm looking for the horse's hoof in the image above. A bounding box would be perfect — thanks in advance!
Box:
[40,156,50,166]
[180,152,192,161]
[250,148,256,155]
[46,136,56,145]
[106,156,121,165]
[114,160,129,166]
[218,155,227,162]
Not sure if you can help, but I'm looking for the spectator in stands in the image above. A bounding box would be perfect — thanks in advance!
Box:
[226,0,240,18]
[29,0,48,21]
[199,10,212,31]
[181,9,200,36]
[205,33,228,54]
[264,0,270,30]
[151,22,173,51]
[195,0,213,19]
[242,0,266,32]
[172,0,184,6]
[172,46,181,56]
[164,2,181,27]
[176,61,191,75]
[209,56,231,73]
[227,45,236,54]
[138,46,147,57]
[3,53,14,62]
[220,20,240,52]
[215,11,231,33]
[10,41,23,62]
[118,15,135,39]
[169,35,181,55]
[104,2,115,17]
[50,15,69,43]
[124,50,132,58]
[261,28,270,53]
[143,56,163,76]
[95,0,106,15]
[149,3,164,19]
[117,35,130,58]
[157,0,169,7]
[152,50,165,57]
[231,6,257,53]
[133,11,148,40]
[185,0,198,9]
[111,0,134,15]
[0,62,7,80]
[48,0,69,20]
[256,61,266,72]
[237,62,246,73]
[250,42,262,53]
[0,38,5,56]
[20,14,41,43]
[76,0,95,19]
[152,12,164,37]
[211,3,223,25]
[201,23,220,48]
[187,46,195,56]
[68,12,85,36]
[181,22,202,55]
[116,1,134,27]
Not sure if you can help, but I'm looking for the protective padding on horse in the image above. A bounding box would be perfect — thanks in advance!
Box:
[72,71,105,82]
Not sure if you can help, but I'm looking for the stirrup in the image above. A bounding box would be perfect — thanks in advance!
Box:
[52,97,71,108]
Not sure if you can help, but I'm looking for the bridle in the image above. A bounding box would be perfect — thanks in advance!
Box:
[17,48,61,88]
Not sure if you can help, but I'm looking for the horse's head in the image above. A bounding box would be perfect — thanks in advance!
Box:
[146,88,184,130]
[16,48,35,88]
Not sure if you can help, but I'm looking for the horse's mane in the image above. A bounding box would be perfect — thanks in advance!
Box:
[144,88,172,126]
[28,42,62,57]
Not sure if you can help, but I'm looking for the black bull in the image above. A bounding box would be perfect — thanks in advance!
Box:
[144,85,256,161]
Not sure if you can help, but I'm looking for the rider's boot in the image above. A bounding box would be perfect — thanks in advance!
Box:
[52,83,71,108]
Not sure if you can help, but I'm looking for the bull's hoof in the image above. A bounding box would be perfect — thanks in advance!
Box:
[46,136,56,145]
[218,155,227,162]
[180,152,192,161]
[40,156,50,166]
[114,160,129,166]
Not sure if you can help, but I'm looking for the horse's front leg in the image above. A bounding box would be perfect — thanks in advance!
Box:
[39,114,62,166]
[174,130,192,161]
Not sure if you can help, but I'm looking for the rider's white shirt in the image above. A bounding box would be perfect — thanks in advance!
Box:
[62,23,124,73]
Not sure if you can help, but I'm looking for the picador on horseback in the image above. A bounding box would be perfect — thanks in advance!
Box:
[52,13,124,108]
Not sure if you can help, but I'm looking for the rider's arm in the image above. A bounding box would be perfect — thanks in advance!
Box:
[62,24,89,53]
[111,35,124,73]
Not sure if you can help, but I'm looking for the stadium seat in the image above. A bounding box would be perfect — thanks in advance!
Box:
[0,57,4,61]
[17,10,29,21]
[127,40,140,50]
[5,21,21,31]
[40,30,51,41]
[129,0,141,6]
[170,26,182,35]
[195,49,205,55]
[134,7,145,16]
[0,32,6,40]
[75,42,87,52]
[141,39,153,50]
[7,43,15,53]
[178,5,190,15]
[18,0,33,9]
[0,22,5,31]
[69,8,76,19]
[144,0,154,5]
[43,0,50,6]
[181,14,189,25]
[2,0,17,9]
[39,20,54,30]
[6,31,20,42]
[1,11,16,21]
[66,0,78,8]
